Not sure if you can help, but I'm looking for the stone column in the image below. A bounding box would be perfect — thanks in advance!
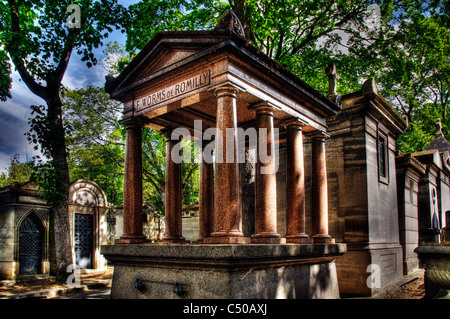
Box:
[204,85,249,244]
[282,118,310,243]
[162,130,186,243]
[197,140,215,242]
[250,102,281,243]
[310,130,333,243]
[116,119,146,244]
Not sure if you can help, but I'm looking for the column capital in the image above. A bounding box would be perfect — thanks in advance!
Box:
[248,101,279,116]
[120,117,145,129]
[213,84,240,98]
[307,130,331,140]
[280,117,308,129]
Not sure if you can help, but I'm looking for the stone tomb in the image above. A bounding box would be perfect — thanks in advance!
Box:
[0,179,109,280]
[102,12,346,299]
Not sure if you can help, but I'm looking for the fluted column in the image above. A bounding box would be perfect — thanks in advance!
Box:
[116,119,146,244]
[310,130,333,243]
[281,118,310,243]
[204,85,249,244]
[162,130,186,243]
[250,102,281,243]
[197,140,215,242]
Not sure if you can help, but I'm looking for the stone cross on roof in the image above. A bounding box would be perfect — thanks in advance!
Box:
[325,63,339,98]
[435,118,444,137]
[424,118,450,152]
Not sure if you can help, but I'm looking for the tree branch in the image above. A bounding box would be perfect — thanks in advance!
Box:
[7,0,47,99]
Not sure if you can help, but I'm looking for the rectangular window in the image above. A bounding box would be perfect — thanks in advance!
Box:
[378,131,389,184]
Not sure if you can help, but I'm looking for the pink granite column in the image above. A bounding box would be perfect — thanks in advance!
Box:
[197,140,215,242]
[250,102,281,243]
[204,85,249,244]
[310,130,333,243]
[282,118,310,243]
[116,119,146,244]
[162,130,186,243]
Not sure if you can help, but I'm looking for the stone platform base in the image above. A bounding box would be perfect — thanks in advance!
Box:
[101,243,346,299]
[336,243,403,297]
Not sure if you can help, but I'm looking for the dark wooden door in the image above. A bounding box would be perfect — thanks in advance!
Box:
[19,214,43,275]
[74,213,93,269]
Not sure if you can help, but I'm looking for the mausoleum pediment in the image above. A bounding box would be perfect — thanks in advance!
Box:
[106,32,226,95]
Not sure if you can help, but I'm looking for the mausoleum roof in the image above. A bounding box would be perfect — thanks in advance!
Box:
[424,118,450,153]
[105,11,341,135]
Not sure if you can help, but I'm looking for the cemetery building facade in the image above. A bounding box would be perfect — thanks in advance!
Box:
[0,179,110,280]
[102,11,346,299]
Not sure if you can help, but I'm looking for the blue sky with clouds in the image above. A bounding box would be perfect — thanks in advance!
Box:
[0,1,136,173]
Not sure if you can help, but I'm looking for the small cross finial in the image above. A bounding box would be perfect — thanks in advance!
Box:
[435,118,444,137]
[325,63,339,98]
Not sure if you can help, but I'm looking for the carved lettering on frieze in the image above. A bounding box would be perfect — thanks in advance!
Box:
[136,71,210,111]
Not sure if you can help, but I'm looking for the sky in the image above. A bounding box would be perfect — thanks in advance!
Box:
[0,1,136,174]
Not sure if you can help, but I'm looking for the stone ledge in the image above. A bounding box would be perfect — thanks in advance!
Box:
[104,243,346,299]
[101,243,346,270]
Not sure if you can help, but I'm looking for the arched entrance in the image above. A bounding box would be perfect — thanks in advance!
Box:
[19,214,44,275]
[69,180,109,270]
[74,213,93,269]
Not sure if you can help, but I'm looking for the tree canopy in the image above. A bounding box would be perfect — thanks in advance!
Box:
[122,0,450,152]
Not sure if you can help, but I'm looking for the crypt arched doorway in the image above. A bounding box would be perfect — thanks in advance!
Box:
[18,213,44,275]
[69,180,109,270]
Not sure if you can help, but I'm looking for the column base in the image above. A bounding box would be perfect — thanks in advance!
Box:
[161,236,187,244]
[115,234,148,244]
[312,234,335,244]
[286,234,311,244]
[251,232,284,244]
[203,236,250,244]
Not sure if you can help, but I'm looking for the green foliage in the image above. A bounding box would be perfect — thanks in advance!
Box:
[141,128,200,214]
[0,153,34,187]
[124,0,450,153]
[25,104,67,205]
[0,0,127,98]
[30,159,67,206]
[397,123,434,154]
[125,0,229,54]
[0,49,12,102]
[397,102,450,153]
[26,104,55,158]
[62,86,125,205]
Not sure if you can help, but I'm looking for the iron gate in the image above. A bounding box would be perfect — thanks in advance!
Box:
[19,214,43,275]
[74,213,93,269]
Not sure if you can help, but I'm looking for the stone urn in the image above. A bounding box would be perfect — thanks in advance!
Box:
[415,244,450,298]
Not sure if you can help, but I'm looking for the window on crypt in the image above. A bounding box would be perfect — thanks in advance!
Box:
[377,130,389,184]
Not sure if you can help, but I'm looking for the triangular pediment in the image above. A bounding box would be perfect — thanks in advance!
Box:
[109,32,225,94]
[125,47,200,87]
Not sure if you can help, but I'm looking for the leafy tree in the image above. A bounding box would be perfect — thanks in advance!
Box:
[123,0,450,154]
[141,127,200,214]
[0,0,126,281]
[61,83,200,213]
[62,86,124,205]
[124,0,398,96]
[0,153,34,187]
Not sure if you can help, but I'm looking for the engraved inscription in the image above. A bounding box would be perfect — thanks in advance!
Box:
[136,71,210,111]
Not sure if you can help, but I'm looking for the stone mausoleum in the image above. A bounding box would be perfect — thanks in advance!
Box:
[0,179,109,280]
[102,12,346,299]
[102,11,449,298]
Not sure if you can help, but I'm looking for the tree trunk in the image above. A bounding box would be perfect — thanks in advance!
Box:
[46,92,74,282]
